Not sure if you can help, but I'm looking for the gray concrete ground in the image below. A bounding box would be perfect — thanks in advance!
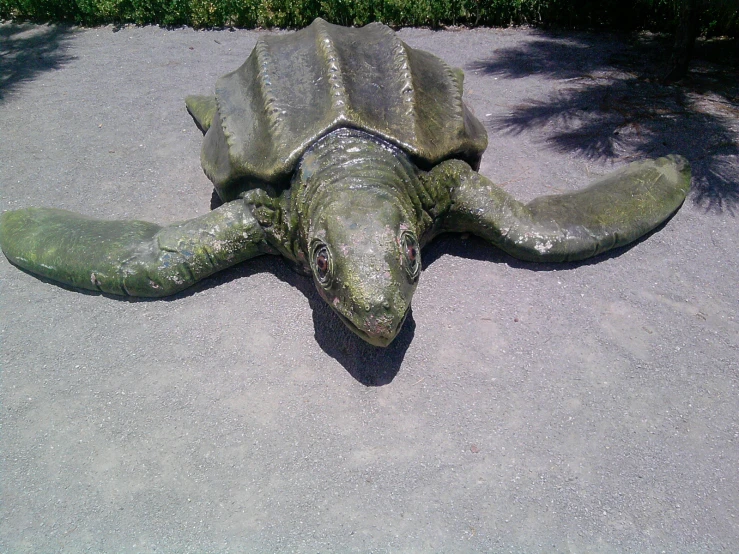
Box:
[1,22,738,553]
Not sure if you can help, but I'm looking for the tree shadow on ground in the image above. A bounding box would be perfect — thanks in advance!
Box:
[468,32,739,215]
[0,23,75,103]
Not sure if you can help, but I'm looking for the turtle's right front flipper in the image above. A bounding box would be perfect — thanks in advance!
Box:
[0,200,270,296]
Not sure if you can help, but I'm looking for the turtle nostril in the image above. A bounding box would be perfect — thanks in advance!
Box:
[382,300,391,310]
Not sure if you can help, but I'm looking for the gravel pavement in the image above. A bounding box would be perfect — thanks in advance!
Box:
[1,22,738,553]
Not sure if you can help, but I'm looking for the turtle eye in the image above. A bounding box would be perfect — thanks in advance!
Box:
[311,241,332,288]
[401,231,420,281]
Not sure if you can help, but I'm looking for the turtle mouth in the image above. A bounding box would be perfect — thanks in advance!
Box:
[333,306,410,347]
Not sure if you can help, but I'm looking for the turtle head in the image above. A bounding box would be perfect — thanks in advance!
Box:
[307,189,420,347]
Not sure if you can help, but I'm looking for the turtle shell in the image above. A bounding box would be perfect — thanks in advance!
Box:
[202,18,488,201]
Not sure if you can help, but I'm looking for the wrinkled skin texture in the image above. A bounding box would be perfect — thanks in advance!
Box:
[307,190,418,346]
[0,19,692,347]
[291,130,424,346]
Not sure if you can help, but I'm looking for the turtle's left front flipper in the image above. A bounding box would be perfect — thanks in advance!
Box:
[0,200,270,296]
[434,155,691,262]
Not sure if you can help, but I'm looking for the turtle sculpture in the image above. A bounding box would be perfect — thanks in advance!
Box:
[0,18,690,347]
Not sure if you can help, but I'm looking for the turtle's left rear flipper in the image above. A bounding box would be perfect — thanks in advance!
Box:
[0,200,270,296]
[438,155,691,262]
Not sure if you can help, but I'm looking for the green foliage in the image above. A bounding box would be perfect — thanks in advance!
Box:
[0,0,736,37]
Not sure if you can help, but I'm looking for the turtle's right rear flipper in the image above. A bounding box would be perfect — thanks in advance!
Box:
[185,95,218,133]
[0,200,269,296]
